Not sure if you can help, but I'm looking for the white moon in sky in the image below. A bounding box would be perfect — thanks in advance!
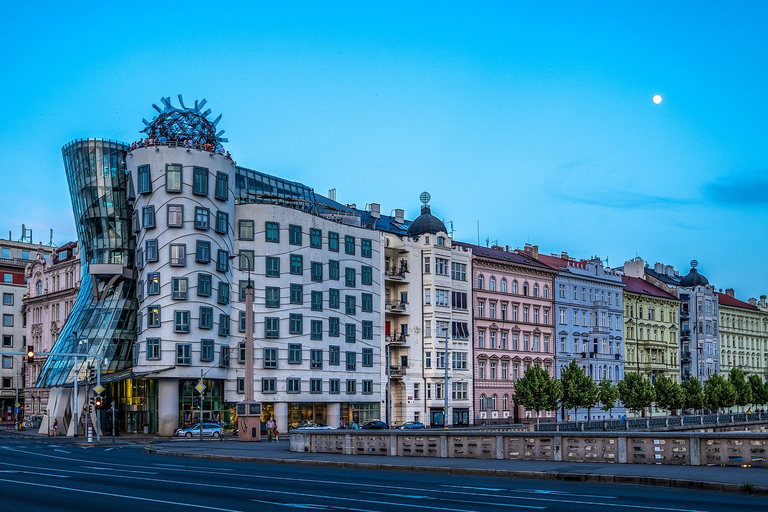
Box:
[653,94,662,104]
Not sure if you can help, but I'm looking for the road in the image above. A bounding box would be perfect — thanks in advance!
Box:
[0,437,766,512]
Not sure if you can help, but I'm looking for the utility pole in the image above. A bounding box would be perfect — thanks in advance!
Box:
[444,327,449,429]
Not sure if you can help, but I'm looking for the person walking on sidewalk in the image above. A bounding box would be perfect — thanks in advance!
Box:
[266,417,276,442]
[52,419,58,437]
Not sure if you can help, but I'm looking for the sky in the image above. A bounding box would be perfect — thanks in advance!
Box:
[2,1,767,300]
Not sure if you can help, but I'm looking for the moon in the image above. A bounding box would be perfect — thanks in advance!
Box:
[653,94,662,104]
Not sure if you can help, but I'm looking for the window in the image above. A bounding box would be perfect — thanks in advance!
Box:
[217,281,229,304]
[489,276,496,291]
[346,380,356,394]
[329,260,339,280]
[170,244,186,266]
[215,172,228,201]
[361,239,372,258]
[215,211,228,234]
[311,320,323,340]
[219,346,230,367]
[345,268,356,287]
[328,345,342,369]
[362,320,373,340]
[265,222,280,242]
[328,232,339,252]
[195,240,211,263]
[329,317,340,337]
[290,254,303,275]
[142,206,156,229]
[265,287,280,307]
[361,266,373,286]
[311,262,323,282]
[289,314,303,334]
[264,348,277,368]
[290,284,303,304]
[310,379,322,394]
[215,250,228,272]
[310,349,323,369]
[345,295,356,315]
[176,344,191,365]
[143,338,161,360]
[166,164,182,192]
[239,220,254,240]
[329,379,340,394]
[452,352,467,370]
[452,382,468,400]
[145,239,158,262]
[435,258,448,275]
[310,228,322,248]
[451,292,467,310]
[265,317,279,338]
[424,257,431,274]
[451,262,466,281]
[147,272,160,295]
[501,278,507,293]
[345,235,355,255]
[362,380,373,395]
[218,314,230,336]
[197,273,212,297]
[199,306,213,329]
[193,166,208,195]
[266,256,280,277]
[361,293,373,313]
[425,289,431,305]
[137,165,151,193]
[287,378,301,394]
[329,288,340,309]
[172,278,187,300]
[2,335,11,347]
[289,225,302,245]
[167,204,183,227]
[346,351,356,371]
[288,344,302,363]
[435,289,449,306]
[147,306,160,327]
[262,378,276,393]
[345,323,356,343]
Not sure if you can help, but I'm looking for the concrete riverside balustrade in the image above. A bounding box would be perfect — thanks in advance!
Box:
[289,430,768,467]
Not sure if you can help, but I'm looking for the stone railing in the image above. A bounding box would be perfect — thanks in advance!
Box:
[536,412,768,432]
[289,430,768,467]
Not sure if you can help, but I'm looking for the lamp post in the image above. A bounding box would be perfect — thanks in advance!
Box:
[442,326,449,429]
[231,254,260,441]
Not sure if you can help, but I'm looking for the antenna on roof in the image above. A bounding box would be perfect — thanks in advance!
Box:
[19,224,32,244]
[46,229,57,247]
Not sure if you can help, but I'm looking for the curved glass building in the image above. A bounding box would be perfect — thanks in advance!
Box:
[38,139,137,389]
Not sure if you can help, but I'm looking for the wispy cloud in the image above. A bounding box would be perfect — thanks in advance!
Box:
[703,177,768,205]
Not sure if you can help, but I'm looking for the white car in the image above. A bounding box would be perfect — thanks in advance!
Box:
[174,422,223,438]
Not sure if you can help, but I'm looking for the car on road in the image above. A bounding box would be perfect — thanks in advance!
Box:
[360,420,389,429]
[174,422,223,438]
[399,421,426,429]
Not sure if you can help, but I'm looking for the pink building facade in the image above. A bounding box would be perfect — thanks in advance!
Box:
[463,244,557,425]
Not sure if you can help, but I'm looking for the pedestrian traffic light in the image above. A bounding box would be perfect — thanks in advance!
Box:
[88,405,93,414]
[26,346,34,362]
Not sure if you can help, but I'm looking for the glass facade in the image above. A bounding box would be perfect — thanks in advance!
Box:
[37,139,138,387]
[234,167,316,213]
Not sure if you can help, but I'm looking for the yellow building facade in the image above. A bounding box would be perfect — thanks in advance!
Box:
[622,276,680,383]
[717,291,768,381]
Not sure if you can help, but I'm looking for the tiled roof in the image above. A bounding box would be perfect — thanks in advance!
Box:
[716,292,758,310]
[454,242,554,271]
[536,253,588,272]
[643,267,681,286]
[621,275,679,300]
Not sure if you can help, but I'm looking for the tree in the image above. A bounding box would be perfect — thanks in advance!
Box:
[560,359,596,422]
[597,379,620,419]
[681,377,705,414]
[748,375,768,409]
[513,365,562,427]
[728,367,752,409]
[703,374,737,412]
[617,372,655,415]
[653,375,685,416]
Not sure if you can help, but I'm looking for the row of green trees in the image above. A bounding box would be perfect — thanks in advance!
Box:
[514,360,768,425]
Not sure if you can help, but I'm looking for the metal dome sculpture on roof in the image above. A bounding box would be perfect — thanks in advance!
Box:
[680,259,709,288]
[407,191,447,236]
[140,95,228,146]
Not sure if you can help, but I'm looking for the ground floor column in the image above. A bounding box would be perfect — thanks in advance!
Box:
[274,402,288,436]
[157,378,179,436]
[327,402,340,429]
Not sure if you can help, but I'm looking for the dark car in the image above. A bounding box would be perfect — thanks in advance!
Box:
[400,421,426,429]
[360,420,389,430]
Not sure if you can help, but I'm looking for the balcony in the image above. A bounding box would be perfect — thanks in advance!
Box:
[589,325,611,335]
[389,365,406,378]
[614,354,621,360]
[681,351,692,363]
[681,309,690,319]
[385,268,408,281]
[385,299,407,313]
[386,333,408,345]
[681,329,691,339]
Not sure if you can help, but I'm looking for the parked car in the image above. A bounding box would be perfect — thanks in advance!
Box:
[360,420,389,430]
[400,421,426,429]
[174,422,223,438]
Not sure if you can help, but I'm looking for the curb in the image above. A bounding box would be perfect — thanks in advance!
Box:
[144,448,768,496]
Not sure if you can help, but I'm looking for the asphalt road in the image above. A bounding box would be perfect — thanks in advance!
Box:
[1,437,766,512]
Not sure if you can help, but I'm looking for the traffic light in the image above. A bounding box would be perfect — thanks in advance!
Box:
[196,395,203,409]
[87,364,96,382]
[94,396,102,409]
[26,346,34,362]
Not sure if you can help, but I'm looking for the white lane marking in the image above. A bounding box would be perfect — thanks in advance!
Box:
[251,492,488,512]
[0,470,69,479]
[104,448,114,451]
[81,466,158,475]
[0,477,243,512]
[251,500,375,512]
[442,485,505,491]
[360,491,436,500]
[509,488,618,499]
[54,449,70,453]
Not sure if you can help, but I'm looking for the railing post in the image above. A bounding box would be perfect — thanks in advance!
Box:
[617,436,627,464]
[689,435,700,466]
[496,435,504,460]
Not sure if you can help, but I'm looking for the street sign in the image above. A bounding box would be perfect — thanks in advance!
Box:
[195,382,206,394]
[14,408,20,414]
[14,402,20,408]
[94,384,105,395]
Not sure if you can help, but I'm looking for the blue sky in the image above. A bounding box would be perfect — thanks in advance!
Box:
[2,1,766,299]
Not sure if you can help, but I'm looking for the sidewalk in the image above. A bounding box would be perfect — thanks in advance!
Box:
[5,428,767,495]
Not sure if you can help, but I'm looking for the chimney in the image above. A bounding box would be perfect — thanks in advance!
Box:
[760,295,767,307]
[560,251,568,261]
[348,203,356,210]
[725,288,735,298]
[654,262,664,273]
[505,245,510,252]
[370,203,381,219]
[748,298,757,306]
[328,188,336,201]
[623,257,645,278]
[395,209,404,224]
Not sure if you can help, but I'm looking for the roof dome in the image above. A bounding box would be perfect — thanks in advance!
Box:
[407,205,446,236]
[680,260,709,288]
[140,95,227,146]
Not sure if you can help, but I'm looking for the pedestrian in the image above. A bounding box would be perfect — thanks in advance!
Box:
[266,417,276,442]
[275,424,279,442]
[52,419,58,436]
